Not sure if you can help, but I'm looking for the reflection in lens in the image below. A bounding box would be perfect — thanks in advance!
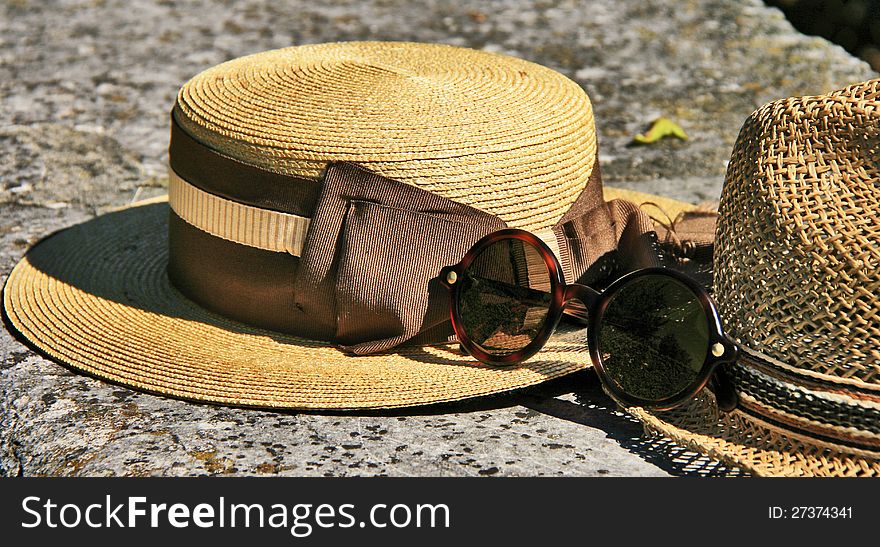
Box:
[459,237,553,357]
[597,274,708,402]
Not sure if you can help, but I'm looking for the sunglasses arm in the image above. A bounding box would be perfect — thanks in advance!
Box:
[706,371,736,412]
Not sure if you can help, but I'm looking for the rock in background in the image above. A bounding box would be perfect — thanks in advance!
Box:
[0,0,875,476]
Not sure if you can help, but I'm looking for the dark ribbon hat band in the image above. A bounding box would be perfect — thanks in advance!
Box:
[167,109,664,355]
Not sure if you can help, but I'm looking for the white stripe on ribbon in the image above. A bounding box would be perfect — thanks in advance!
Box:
[533,227,562,263]
[168,168,311,257]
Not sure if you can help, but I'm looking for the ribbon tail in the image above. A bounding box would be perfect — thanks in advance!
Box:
[552,197,661,288]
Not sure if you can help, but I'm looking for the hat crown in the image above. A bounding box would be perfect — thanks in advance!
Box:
[174,41,597,231]
[715,78,880,388]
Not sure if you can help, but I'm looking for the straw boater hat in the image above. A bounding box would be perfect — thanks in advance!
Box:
[2,41,685,410]
[630,79,880,477]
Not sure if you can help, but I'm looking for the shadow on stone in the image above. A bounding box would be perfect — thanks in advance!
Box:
[519,371,749,476]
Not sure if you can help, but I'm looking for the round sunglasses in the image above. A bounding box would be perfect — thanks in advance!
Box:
[439,229,739,411]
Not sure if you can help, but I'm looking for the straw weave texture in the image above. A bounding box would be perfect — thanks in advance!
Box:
[630,79,880,477]
[175,41,597,232]
[631,401,880,477]
[716,79,880,385]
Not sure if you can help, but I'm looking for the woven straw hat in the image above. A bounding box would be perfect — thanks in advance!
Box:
[174,42,597,231]
[631,79,880,476]
[2,41,690,410]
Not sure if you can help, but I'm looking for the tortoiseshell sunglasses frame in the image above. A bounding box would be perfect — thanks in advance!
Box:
[440,228,739,411]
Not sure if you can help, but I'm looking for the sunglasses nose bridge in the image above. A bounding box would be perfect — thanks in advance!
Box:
[561,284,600,324]
[563,283,600,309]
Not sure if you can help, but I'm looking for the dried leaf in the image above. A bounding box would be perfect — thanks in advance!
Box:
[632,117,688,145]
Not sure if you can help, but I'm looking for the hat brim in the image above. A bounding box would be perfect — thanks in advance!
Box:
[3,188,689,410]
[628,390,880,477]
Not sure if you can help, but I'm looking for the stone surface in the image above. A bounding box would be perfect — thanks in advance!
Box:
[0,0,874,477]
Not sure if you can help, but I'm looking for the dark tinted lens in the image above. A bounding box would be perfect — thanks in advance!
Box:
[459,237,553,356]
[597,274,709,402]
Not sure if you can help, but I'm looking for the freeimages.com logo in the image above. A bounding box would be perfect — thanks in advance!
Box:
[21,495,451,538]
